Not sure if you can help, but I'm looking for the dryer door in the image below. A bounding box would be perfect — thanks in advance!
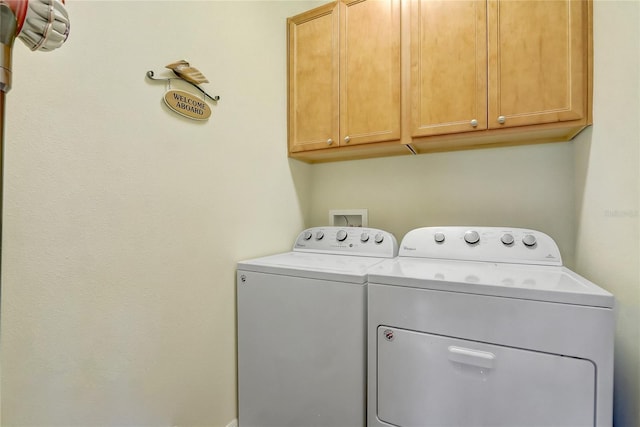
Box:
[376,327,596,427]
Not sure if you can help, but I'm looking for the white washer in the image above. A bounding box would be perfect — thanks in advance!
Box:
[237,227,398,427]
[367,226,614,427]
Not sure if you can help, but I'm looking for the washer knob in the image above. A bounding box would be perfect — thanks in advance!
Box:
[434,232,446,243]
[302,231,312,240]
[464,230,480,245]
[522,234,537,247]
[360,232,370,242]
[315,231,324,240]
[501,233,515,245]
[374,233,385,244]
[336,230,348,241]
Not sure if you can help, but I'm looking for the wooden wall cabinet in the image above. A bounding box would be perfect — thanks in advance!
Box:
[287,0,592,162]
[407,0,592,154]
[288,0,406,163]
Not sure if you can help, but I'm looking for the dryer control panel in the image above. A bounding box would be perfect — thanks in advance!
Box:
[294,227,398,258]
[399,226,562,266]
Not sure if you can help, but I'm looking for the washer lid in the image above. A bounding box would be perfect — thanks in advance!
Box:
[367,258,614,308]
[238,251,388,284]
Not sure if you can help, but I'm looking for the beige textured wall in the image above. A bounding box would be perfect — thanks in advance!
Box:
[574,2,640,426]
[1,1,316,426]
[308,142,576,264]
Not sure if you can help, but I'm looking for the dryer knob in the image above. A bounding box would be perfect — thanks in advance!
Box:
[315,231,324,240]
[501,233,515,245]
[336,230,348,241]
[522,234,537,247]
[434,232,446,243]
[464,230,480,245]
[302,231,312,241]
[374,233,385,244]
[360,232,370,242]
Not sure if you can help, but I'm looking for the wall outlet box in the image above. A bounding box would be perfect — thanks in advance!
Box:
[329,209,368,227]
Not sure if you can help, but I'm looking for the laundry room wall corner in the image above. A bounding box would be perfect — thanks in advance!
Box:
[288,158,313,239]
[573,1,640,426]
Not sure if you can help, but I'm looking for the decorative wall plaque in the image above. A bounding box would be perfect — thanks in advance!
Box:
[164,89,211,121]
[146,61,220,122]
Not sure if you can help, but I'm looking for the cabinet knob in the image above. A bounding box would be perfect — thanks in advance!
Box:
[344,136,351,143]
[327,138,333,145]
[470,119,478,127]
[497,116,506,124]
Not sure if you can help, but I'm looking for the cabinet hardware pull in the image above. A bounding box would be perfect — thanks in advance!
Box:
[498,116,506,124]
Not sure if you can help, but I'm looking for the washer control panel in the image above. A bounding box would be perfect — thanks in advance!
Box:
[399,226,562,266]
[294,227,398,258]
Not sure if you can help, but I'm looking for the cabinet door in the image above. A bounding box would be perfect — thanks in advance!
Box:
[488,0,587,129]
[409,0,487,138]
[288,3,339,153]
[340,0,401,146]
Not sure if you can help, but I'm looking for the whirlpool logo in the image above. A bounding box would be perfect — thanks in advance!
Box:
[403,246,417,251]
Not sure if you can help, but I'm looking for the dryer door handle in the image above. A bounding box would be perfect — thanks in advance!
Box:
[448,346,495,369]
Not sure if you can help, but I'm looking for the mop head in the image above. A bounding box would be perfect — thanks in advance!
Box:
[17,0,69,52]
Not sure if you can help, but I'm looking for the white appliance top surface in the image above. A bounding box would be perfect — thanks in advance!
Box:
[238,251,389,284]
[368,257,613,308]
[369,226,613,307]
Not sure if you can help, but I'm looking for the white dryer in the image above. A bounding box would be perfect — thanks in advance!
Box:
[367,226,614,427]
[237,226,398,427]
